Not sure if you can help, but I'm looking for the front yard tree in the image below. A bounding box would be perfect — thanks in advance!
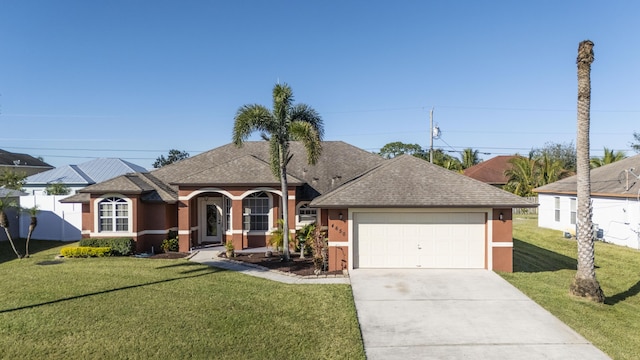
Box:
[153,149,190,168]
[233,83,324,262]
[571,40,604,303]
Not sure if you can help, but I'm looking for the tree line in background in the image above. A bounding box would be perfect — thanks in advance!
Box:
[378,134,639,198]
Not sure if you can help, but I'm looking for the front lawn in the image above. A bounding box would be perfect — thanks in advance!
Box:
[501,215,640,360]
[0,240,365,359]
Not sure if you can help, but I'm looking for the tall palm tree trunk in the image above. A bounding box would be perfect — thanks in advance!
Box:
[570,40,604,302]
[1,211,21,258]
[280,144,291,262]
[26,215,37,257]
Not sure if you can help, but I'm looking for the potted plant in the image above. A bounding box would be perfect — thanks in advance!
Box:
[225,240,234,258]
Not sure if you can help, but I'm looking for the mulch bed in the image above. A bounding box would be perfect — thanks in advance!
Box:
[146,250,342,277]
[222,251,343,277]
[148,252,191,259]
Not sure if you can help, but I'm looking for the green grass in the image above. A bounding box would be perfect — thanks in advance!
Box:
[501,215,640,360]
[0,239,365,359]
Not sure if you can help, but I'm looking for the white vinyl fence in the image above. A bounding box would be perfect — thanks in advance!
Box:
[19,195,82,241]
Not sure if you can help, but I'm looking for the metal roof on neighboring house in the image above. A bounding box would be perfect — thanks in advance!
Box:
[24,158,147,187]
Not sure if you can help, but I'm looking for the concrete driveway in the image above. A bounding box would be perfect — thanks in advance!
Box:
[350,269,610,359]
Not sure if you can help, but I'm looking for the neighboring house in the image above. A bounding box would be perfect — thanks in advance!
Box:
[62,141,536,272]
[19,158,147,241]
[463,155,520,187]
[23,158,148,195]
[535,154,640,249]
[0,149,53,176]
[0,188,27,242]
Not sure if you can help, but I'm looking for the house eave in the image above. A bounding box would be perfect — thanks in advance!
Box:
[536,190,640,199]
[309,204,539,209]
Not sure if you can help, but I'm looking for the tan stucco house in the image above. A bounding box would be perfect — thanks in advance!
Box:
[63,141,536,272]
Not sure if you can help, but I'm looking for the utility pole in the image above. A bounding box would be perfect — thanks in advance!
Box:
[429,107,434,163]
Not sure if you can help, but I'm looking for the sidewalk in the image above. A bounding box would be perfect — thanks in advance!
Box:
[188,247,350,285]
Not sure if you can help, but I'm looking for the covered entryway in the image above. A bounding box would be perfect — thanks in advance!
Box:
[353,212,486,269]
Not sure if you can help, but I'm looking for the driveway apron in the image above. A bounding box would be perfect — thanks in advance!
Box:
[350,269,610,360]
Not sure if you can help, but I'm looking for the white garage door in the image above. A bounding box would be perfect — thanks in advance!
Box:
[354,212,486,269]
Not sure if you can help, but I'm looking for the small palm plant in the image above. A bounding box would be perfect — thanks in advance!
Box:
[0,196,21,259]
[24,205,39,258]
[268,219,285,252]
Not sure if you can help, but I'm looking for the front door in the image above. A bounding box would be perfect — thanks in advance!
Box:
[199,198,222,244]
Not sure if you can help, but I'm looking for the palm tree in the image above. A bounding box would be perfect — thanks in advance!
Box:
[461,148,480,169]
[24,206,39,258]
[0,196,21,258]
[538,153,570,185]
[590,147,626,168]
[570,40,604,302]
[233,83,323,261]
[504,154,539,196]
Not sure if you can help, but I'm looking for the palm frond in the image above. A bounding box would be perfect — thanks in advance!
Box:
[290,121,322,165]
[272,83,294,126]
[232,104,274,145]
[289,104,324,139]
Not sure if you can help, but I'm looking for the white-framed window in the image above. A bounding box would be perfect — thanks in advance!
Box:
[554,197,560,222]
[99,197,129,232]
[225,196,232,231]
[243,192,270,231]
[570,198,577,225]
[297,203,318,224]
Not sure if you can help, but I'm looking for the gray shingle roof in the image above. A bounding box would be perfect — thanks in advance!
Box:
[173,155,304,186]
[535,154,640,198]
[74,141,384,202]
[310,154,537,208]
[76,173,177,203]
[0,188,27,197]
[0,149,52,168]
[25,158,147,186]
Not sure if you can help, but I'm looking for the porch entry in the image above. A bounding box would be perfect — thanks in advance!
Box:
[198,197,222,244]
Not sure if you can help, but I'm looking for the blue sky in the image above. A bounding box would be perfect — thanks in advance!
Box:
[1,1,638,169]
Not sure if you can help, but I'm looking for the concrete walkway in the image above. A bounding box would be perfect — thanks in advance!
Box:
[188,247,349,285]
[350,269,610,360]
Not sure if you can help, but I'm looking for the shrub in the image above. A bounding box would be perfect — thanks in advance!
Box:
[61,246,111,258]
[79,238,134,256]
[161,238,179,253]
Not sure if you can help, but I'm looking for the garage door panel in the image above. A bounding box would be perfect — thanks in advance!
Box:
[355,212,486,269]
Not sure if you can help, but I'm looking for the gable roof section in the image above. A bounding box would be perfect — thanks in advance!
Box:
[535,154,640,198]
[310,154,537,208]
[25,158,147,186]
[463,155,519,185]
[173,155,304,186]
[64,172,177,204]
